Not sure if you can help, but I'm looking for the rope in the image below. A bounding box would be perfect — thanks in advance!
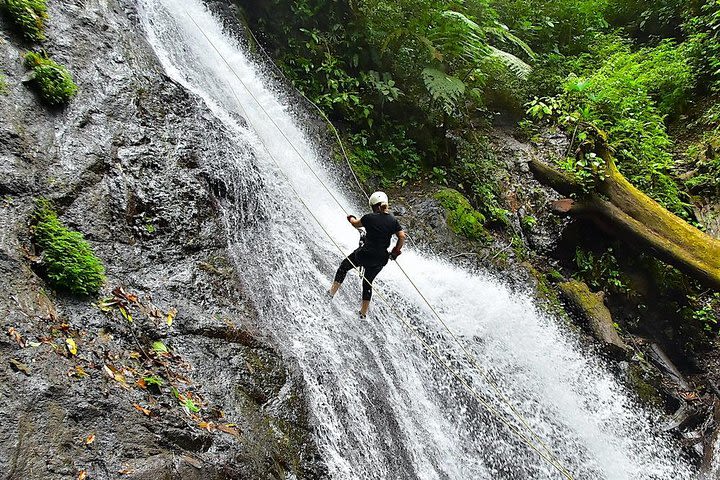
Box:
[244,18,567,470]
[183,12,574,479]
[245,26,369,201]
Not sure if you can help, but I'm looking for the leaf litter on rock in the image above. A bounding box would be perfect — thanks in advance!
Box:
[9,358,31,375]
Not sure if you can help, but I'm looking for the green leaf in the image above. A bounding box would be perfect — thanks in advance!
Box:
[151,341,169,354]
[119,306,132,323]
[421,68,465,114]
[143,376,164,387]
[184,398,200,413]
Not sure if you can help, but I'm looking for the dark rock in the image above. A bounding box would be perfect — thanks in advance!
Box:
[0,0,326,478]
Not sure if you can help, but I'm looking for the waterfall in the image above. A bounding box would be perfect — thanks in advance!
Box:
[138,0,696,478]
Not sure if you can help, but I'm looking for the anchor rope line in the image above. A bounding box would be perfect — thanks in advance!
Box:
[245,26,369,202]
[237,19,569,471]
[245,21,564,462]
[183,12,574,480]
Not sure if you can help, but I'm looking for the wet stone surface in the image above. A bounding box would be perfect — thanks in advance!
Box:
[0,0,326,478]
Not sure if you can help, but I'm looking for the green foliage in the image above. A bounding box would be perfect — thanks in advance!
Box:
[521,215,537,229]
[491,0,609,55]
[151,340,169,354]
[525,37,693,216]
[684,0,720,92]
[684,105,720,195]
[143,376,164,387]
[24,51,78,106]
[574,247,628,293]
[434,188,490,241]
[347,126,423,186]
[1,0,48,42]
[605,0,686,40]
[32,200,105,295]
[422,68,466,115]
[0,74,7,95]
[450,135,509,225]
[686,292,720,333]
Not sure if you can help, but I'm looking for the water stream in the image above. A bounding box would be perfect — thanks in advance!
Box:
[138,1,697,478]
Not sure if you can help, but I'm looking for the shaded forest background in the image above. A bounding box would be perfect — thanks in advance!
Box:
[240,0,720,356]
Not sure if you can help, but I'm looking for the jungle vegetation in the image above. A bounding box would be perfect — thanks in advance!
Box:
[241,0,720,340]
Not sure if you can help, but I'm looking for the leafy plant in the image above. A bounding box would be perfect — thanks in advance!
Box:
[32,200,105,295]
[24,51,78,106]
[574,247,628,293]
[422,68,466,115]
[451,135,510,225]
[1,0,48,42]
[143,376,164,387]
[0,74,7,95]
[521,215,537,229]
[525,37,693,217]
[684,0,720,92]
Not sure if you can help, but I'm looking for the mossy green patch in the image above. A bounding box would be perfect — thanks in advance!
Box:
[24,51,78,106]
[1,0,47,42]
[32,200,105,295]
[626,362,663,406]
[0,74,8,95]
[434,188,490,242]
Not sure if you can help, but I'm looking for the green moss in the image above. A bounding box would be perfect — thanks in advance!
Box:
[626,362,663,406]
[0,74,8,95]
[1,0,47,42]
[24,51,78,106]
[434,188,490,242]
[32,200,105,295]
[546,269,564,283]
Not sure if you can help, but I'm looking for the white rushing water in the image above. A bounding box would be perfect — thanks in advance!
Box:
[138,1,697,478]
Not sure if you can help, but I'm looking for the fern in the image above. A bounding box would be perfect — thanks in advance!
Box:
[422,68,466,114]
[488,46,532,78]
[434,11,533,77]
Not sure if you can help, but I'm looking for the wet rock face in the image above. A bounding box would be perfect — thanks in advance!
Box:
[0,1,325,478]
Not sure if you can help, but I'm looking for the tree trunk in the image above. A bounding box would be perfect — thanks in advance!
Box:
[530,147,720,291]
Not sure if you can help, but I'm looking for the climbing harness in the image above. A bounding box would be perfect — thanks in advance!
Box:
[356,228,366,280]
[182,11,575,479]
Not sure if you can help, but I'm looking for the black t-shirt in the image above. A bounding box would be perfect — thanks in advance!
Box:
[360,212,402,252]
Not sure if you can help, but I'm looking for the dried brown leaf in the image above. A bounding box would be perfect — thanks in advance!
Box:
[9,358,30,375]
[7,327,26,347]
[133,403,152,416]
[216,424,240,437]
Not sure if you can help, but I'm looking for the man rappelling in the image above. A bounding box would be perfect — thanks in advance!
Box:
[329,191,406,318]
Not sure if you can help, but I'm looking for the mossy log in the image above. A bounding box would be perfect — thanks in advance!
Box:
[558,280,628,358]
[530,145,720,291]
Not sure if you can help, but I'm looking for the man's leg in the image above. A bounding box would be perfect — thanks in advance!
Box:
[330,251,358,297]
[359,265,382,317]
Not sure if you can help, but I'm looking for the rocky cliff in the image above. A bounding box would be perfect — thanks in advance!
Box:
[0,1,326,478]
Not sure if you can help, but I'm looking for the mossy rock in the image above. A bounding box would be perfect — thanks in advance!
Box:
[434,188,490,242]
[1,0,48,42]
[626,362,663,407]
[31,200,105,295]
[24,51,78,106]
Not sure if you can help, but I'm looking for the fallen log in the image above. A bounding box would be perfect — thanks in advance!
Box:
[558,280,628,358]
[530,141,720,291]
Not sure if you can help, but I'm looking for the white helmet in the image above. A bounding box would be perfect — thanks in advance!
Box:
[368,191,389,208]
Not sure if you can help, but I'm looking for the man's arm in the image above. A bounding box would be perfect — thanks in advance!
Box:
[347,215,363,228]
[395,230,406,250]
[390,230,406,260]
